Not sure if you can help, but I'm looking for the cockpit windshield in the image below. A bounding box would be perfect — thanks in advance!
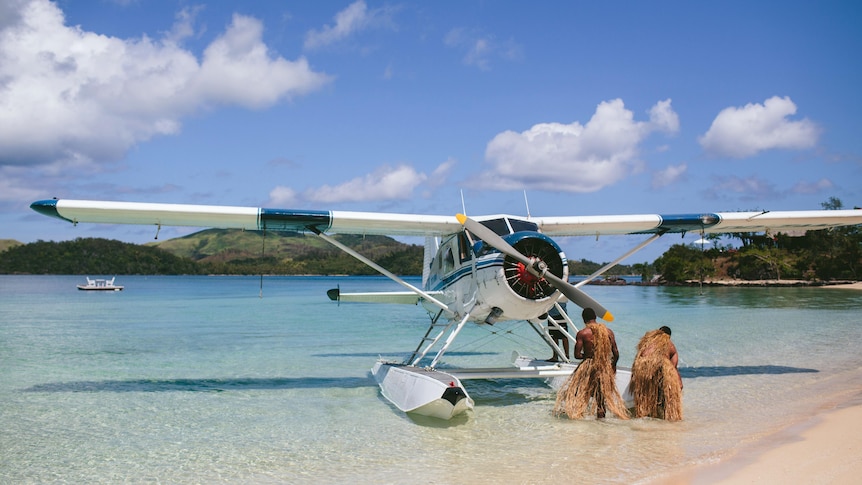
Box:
[467,217,541,255]
[470,218,540,243]
[509,219,539,233]
[479,218,510,236]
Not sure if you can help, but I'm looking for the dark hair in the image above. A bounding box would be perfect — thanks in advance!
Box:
[660,325,672,336]
[582,307,597,322]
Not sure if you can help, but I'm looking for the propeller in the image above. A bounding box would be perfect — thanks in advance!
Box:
[456,214,614,322]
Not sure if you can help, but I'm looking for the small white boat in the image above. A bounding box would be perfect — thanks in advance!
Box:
[77,277,124,291]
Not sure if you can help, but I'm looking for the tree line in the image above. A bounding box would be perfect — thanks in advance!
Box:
[651,197,861,283]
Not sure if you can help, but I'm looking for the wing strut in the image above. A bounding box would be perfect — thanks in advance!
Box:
[429,311,472,368]
[308,227,453,316]
[574,233,664,287]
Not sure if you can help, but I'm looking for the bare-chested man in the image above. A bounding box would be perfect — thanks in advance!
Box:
[554,307,628,419]
[574,308,620,372]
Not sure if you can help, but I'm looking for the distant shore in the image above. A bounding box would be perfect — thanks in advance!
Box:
[696,279,862,288]
[585,277,862,288]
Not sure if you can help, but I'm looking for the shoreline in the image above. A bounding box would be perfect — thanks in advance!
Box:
[821,281,862,290]
[655,391,862,484]
[700,279,862,289]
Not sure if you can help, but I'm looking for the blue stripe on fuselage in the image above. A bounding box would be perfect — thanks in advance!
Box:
[428,255,503,292]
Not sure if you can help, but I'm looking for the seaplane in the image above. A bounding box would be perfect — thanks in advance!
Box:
[29,198,862,420]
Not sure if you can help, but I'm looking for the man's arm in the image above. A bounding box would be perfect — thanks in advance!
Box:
[668,341,679,367]
[573,330,585,360]
[669,341,682,389]
[609,331,619,372]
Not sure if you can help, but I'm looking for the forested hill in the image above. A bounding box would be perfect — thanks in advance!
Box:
[0,230,424,275]
[152,229,424,275]
[0,238,201,275]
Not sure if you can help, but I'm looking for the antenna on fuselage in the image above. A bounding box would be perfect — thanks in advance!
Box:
[523,190,531,218]
[460,190,467,216]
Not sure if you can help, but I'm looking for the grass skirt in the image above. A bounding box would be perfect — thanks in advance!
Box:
[631,332,683,421]
[554,324,629,419]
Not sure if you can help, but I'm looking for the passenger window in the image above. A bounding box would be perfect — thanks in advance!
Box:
[458,232,472,262]
[443,248,455,273]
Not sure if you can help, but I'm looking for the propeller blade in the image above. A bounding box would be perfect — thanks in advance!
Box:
[456,214,614,322]
[541,271,614,322]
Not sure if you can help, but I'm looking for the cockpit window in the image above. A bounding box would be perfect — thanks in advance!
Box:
[509,219,539,233]
[475,218,538,237]
[443,247,455,273]
[479,218,510,236]
[458,232,472,262]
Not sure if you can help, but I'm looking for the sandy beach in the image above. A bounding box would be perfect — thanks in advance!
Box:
[822,281,862,291]
[656,281,862,485]
[670,399,862,485]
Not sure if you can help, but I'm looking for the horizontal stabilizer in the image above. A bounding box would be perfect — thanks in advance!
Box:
[327,288,443,305]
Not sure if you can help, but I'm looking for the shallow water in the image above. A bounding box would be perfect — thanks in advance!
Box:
[2,275,861,484]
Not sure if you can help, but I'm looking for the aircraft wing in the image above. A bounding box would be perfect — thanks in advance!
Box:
[30,199,460,236]
[532,210,862,236]
[30,199,862,237]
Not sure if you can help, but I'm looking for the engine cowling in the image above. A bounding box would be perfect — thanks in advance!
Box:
[501,232,567,300]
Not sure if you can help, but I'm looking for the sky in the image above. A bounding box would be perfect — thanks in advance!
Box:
[1,0,861,264]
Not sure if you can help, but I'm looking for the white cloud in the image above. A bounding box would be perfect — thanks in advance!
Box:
[791,178,834,194]
[478,99,679,192]
[651,163,687,189]
[196,14,330,109]
[268,185,299,206]
[0,0,331,170]
[0,167,44,202]
[705,175,780,201]
[268,161,453,206]
[429,157,456,187]
[443,28,523,70]
[649,99,680,134]
[303,0,396,50]
[304,165,427,203]
[699,96,819,158]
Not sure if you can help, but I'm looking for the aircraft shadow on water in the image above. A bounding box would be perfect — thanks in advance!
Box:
[679,365,818,378]
[23,376,374,393]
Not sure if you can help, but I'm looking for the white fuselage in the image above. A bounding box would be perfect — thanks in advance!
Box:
[421,223,568,324]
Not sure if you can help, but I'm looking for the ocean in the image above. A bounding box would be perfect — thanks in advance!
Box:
[2,275,861,484]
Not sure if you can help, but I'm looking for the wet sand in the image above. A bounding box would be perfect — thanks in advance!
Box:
[665,400,862,484]
[822,281,862,290]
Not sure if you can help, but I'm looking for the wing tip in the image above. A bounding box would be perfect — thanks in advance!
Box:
[30,199,70,222]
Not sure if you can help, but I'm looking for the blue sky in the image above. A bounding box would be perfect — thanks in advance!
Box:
[2,0,860,263]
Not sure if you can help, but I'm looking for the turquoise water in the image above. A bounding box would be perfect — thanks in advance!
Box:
[2,275,861,484]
